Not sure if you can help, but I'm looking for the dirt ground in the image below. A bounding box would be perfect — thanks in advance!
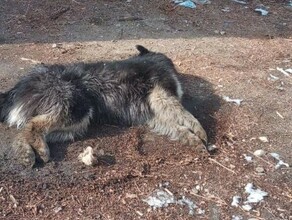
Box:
[0,0,291,219]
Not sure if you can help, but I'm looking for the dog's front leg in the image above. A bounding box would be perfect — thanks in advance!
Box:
[147,86,207,148]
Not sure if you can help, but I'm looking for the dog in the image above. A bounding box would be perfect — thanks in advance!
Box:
[0,45,207,167]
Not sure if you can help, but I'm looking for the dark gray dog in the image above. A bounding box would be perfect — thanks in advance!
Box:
[0,45,207,167]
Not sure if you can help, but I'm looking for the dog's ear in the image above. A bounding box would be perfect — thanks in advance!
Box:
[136,45,150,56]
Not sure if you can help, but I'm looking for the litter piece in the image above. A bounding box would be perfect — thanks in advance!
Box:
[258,136,268,143]
[78,146,97,166]
[231,0,247,5]
[244,183,268,203]
[253,149,266,157]
[143,188,199,215]
[243,154,253,162]
[285,68,292,74]
[270,153,289,169]
[193,0,211,4]
[231,196,241,207]
[223,96,243,105]
[254,5,269,16]
[276,67,291,77]
[178,0,196,9]
[242,204,252,211]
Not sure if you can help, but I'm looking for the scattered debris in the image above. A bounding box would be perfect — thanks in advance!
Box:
[232,215,243,220]
[78,146,97,166]
[284,0,292,11]
[52,43,62,48]
[231,196,241,207]
[190,187,199,195]
[285,68,292,74]
[276,111,284,119]
[253,149,266,157]
[197,208,205,215]
[231,183,268,212]
[50,7,70,20]
[125,193,138,199]
[143,189,176,209]
[243,154,253,162]
[221,7,231,12]
[207,144,217,152]
[255,5,269,16]
[223,96,243,106]
[231,0,247,5]
[177,196,196,215]
[9,195,19,208]
[244,183,268,203]
[143,189,199,215]
[242,204,252,211]
[268,74,279,81]
[214,30,226,35]
[255,166,265,173]
[209,158,236,174]
[174,0,197,9]
[258,136,268,143]
[20,57,41,64]
[270,153,289,169]
[53,206,63,213]
[193,0,211,5]
[135,210,143,216]
[276,67,291,77]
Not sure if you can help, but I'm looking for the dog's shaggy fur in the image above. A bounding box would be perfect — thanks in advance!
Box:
[0,45,207,167]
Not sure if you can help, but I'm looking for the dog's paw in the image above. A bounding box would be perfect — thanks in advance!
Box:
[13,139,36,168]
[194,124,208,144]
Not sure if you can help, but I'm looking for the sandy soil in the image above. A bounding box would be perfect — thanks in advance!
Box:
[0,0,291,219]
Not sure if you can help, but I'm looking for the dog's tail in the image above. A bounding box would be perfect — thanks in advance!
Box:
[136,45,151,56]
[0,92,8,122]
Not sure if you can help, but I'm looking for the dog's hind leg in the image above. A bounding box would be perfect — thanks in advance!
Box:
[147,86,207,148]
[13,114,59,167]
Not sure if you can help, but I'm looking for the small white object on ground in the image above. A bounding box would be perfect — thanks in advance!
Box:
[177,196,197,215]
[9,195,19,208]
[243,154,253,162]
[232,0,247,4]
[270,153,289,169]
[197,208,205,215]
[285,68,292,74]
[20,57,41,64]
[244,183,268,203]
[52,43,62,48]
[258,136,268,143]
[254,6,269,16]
[207,144,217,151]
[143,189,199,215]
[231,196,241,207]
[78,146,96,166]
[193,0,211,4]
[53,206,63,213]
[276,111,284,119]
[143,189,176,209]
[232,215,243,220]
[276,67,291,77]
[268,74,279,81]
[255,167,265,173]
[242,204,252,211]
[223,96,243,105]
[253,149,266,157]
[222,7,231,12]
[173,0,197,9]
